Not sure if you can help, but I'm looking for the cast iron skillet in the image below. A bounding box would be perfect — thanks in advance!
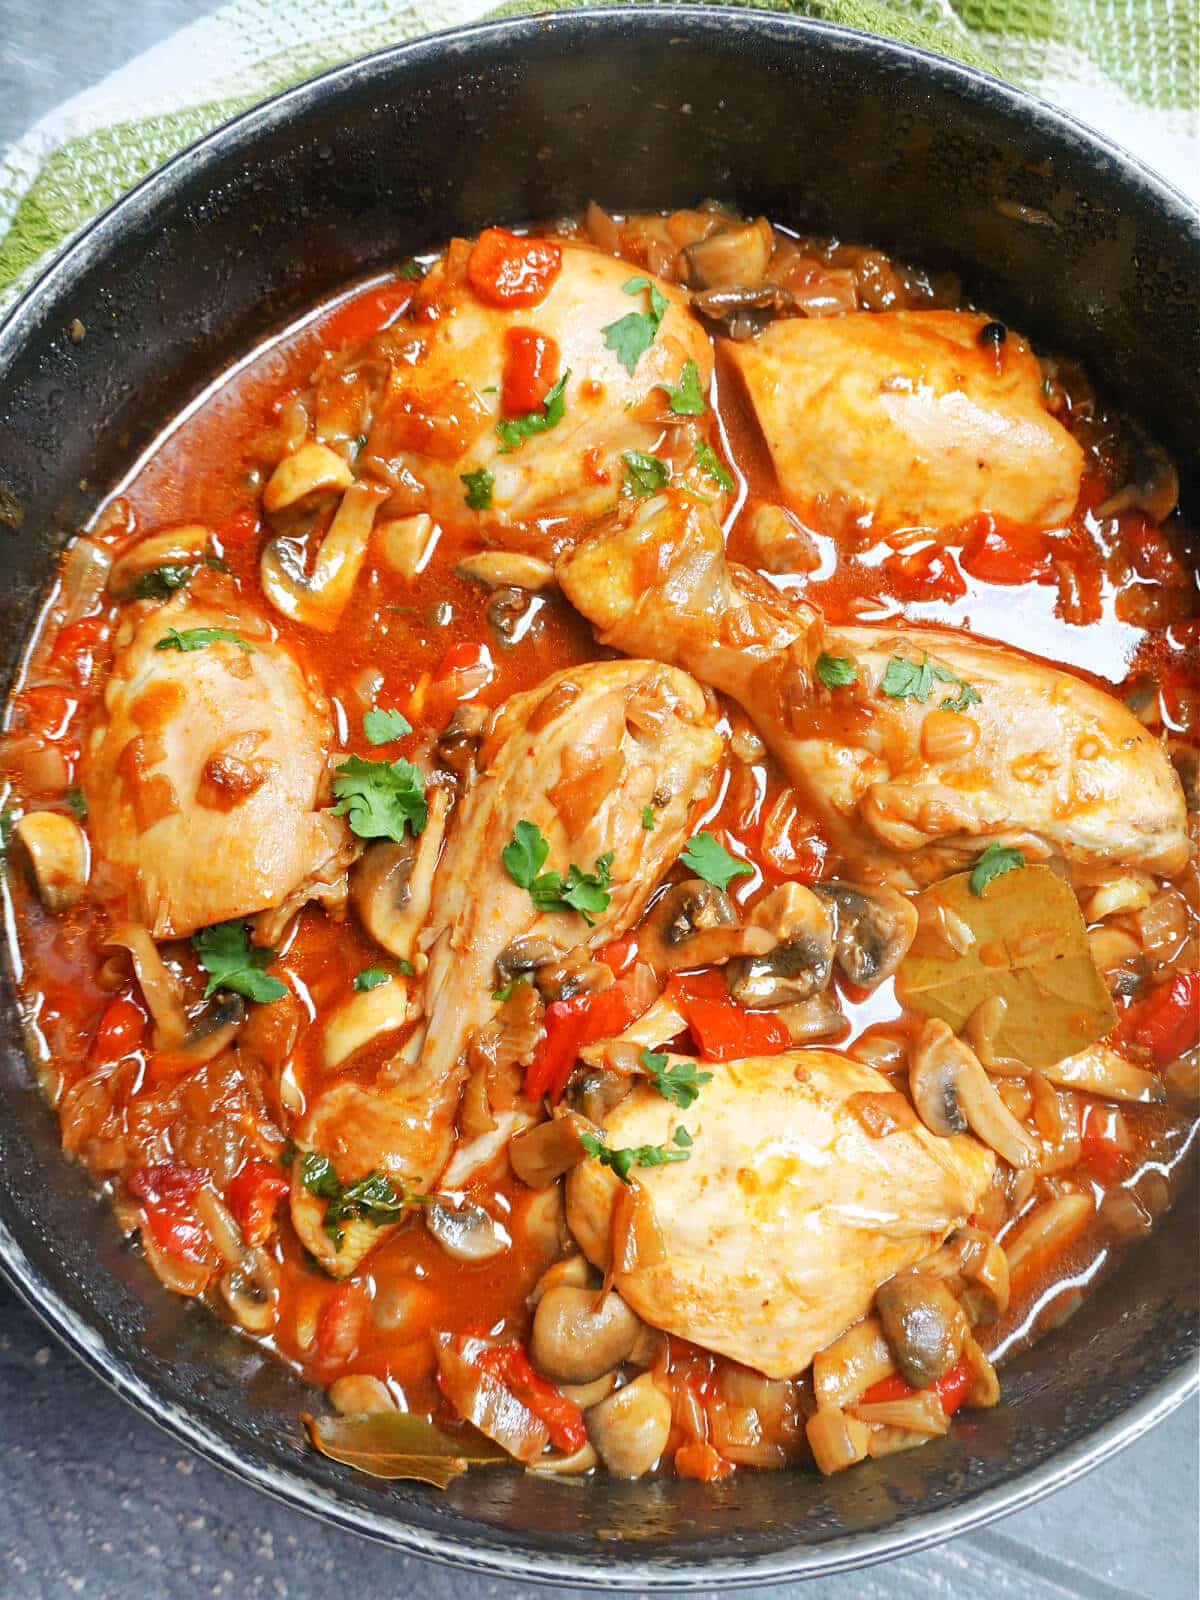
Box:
[0,8,1196,1587]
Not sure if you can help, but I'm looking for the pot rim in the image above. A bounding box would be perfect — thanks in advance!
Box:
[0,7,1196,1585]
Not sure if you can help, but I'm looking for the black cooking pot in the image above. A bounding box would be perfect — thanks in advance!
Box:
[0,8,1196,1587]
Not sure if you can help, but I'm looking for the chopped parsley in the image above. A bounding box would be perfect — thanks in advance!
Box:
[495,371,569,453]
[602,277,669,375]
[353,967,392,992]
[0,809,13,850]
[397,258,426,281]
[816,652,858,689]
[155,626,252,654]
[460,468,494,510]
[622,450,670,497]
[279,1137,297,1170]
[641,805,657,830]
[332,755,427,843]
[640,1047,711,1109]
[880,651,980,710]
[501,819,614,926]
[65,786,88,820]
[492,976,529,1003]
[579,1125,693,1184]
[969,843,1026,897]
[397,960,414,976]
[693,439,734,493]
[299,1153,426,1248]
[362,708,412,746]
[680,831,753,892]
[192,920,287,1003]
[134,563,193,600]
[656,358,706,415]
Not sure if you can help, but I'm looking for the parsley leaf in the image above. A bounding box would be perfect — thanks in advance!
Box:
[299,1153,425,1248]
[641,805,656,830]
[354,967,391,992]
[66,786,88,820]
[602,277,669,375]
[501,819,551,888]
[134,564,194,600]
[332,755,427,843]
[502,822,613,925]
[693,440,734,493]
[279,1137,297,1170]
[657,358,706,415]
[941,680,982,713]
[192,921,287,1003]
[155,626,252,654]
[397,258,426,280]
[680,831,753,892]
[969,843,1026,897]
[561,853,613,925]
[460,468,494,510]
[640,1047,712,1109]
[622,450,670,497]
[492,978,524,1003]
[495,371,569,453]
[880,652,980,710]
[816,652,858,689]
[362,708,412,746]
[397,959,414,976]
[578,1125,693,1184]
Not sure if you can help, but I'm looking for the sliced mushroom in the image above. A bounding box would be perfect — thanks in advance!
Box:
[108,524,212,597]
[725,883,834,1007]
[218,1245,280,1334]
[456,551,555,592]
[375,513,440,579]
[261,482,387,630]
[104,921,188,1047]
[922,1225,1011,1325]
[586,1374,672,1479]
[424,1197,511,1262]
[815,881,918,988]
[350,785,448,962]
[435,703,489,783]
[910,1019,1039,1168]
[510,1112,593,1189]
[12,811,88,912]
[262,441,353,513]
[1096,441,1179,525]
[151,992,246,1075]
[639,878,753,978]
[534,955,613,1004]
[775,992,844,1044]
[494,934,560,985]
[563,1063,632,1125]
[529,1254,598,1308]
[322,978,412,1070]
[682,218,773,290]
[875,1270,968,1389]
[531,1284,643,1384]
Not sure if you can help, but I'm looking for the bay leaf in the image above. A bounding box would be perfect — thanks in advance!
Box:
[302,1409,507,1488]
[895,865,1115,1070]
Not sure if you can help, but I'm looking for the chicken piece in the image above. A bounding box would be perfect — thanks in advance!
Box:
[557,494,1188,879]
[725,311,1083,531]
[293,658,722,1275]
[361,241,714,529]
[566,1051,994,1378]
[83,596,352,939]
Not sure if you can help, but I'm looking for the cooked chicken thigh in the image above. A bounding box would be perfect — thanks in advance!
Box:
[566,1051,994,1378]
[293,658,722,1274]
[83,595,352,939]
[361,242,714,528]
[726,311,1083,531]
[557,494,1188,878]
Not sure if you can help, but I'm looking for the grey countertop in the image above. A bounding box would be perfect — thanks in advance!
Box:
[1,5,1197,1597]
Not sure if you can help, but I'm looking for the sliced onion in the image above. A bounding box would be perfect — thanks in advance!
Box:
[435,1343,550,1464]
[105,922,188,1046]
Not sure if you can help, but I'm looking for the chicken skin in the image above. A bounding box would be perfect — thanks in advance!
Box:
[726,311,1083,531]
[82,595,352,939]
[566,1051,994,1378]
[557,493,1188,879]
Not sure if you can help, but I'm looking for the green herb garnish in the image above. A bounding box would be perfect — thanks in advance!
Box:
[65,787,88,820]
[656,358,706,415]
[299,1153,426,1248]
[192,921,287,1003]
[362,708,412,746]
[693,439,734,493]
[680,831,753,892]
[622,450,670,497]
[460,468,494,510]
[602,277,669,375]
[155,626,252,654]
[501,820,613,926]
[135,564,193,600]
[279,1137,297,1170]
[354,968,391,992]
[969,843,1026,897]
[641,805,656,830]
[880,652,979,709]
[640,1047,711,1109]
[332,755,427,843]
[495,371,569,453]
[397,258,426,281]
[578,1125,693,1184]
[815,652,858,689]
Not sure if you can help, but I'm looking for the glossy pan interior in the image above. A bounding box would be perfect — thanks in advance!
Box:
[0,9,1196,1587]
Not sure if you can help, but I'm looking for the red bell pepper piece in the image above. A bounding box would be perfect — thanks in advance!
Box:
[666,970,790,1063]
[51,614,106,662]
[466,229,562,309]
[1122,971,1199,1065]
[433,640,493,682]
[473,1343,587,1453]
[597,932,639,976]
[524,983,643,1103]
[674,1438,735,1480]
[861,1357,972,1416]
[90,991,148,1063]
[1080,1103,1129,1186]
[225,1158,291,1244]
[502,327,560,418]
[959,517,1051,585]
[128,1162,208,1262]
[884,545,966,603]
[318,279,415,347]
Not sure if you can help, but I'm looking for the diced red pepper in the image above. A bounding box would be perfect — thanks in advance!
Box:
[524,983,644,1103]
[19,685,74,742]
[433,641,493,682]
[217,507,260,551]
[666,969,790,1063]
[861,1357,972,1416]
[597,932,639,977]
[225,1158,291,1245]
[466,229,562,309]
[128,1162,208,1263]
[959,516,1052,585]
[473,1343,587,1453]
[674,1438,735,1480]
[90,991,148,1063]
[884,545,966,604]
[1122,971,1199,1065]
[315,1281,369,1369]
[1080,1103,1128,1186]
[502,327,560,418]
[318,279,415,347]
[51,614,106,662]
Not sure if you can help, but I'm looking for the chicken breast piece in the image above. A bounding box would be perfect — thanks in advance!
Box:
[83,595,352,939]
[557,494,1188,878]
[566,1051,994,1378]
[726,311,1083,531]
[362,241,713,528]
